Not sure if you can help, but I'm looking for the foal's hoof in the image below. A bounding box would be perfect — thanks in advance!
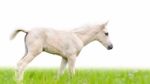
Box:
[16,76,23,84]
[16,80,23,84]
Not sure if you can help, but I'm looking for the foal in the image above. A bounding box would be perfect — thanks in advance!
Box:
[10,22,113,80]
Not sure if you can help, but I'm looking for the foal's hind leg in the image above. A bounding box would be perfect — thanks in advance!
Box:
[17,51,41,80]
[17,43,43,80]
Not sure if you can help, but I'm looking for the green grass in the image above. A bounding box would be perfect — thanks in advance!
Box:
[0,68,150,84]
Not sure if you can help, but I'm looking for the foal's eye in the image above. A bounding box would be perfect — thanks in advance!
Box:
[105,32,109,36]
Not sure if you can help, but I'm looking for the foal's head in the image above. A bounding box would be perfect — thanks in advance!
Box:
[96,22,113,50]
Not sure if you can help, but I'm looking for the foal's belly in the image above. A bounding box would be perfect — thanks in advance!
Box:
[43,40,81,58]
[43,43,64,56]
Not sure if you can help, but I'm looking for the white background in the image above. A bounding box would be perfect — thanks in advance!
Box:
[0,0,150,68]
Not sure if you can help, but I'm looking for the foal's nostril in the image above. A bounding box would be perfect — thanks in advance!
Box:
[107,44,113,50]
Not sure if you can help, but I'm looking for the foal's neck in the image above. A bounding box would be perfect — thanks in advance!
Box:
[73,25,100,46]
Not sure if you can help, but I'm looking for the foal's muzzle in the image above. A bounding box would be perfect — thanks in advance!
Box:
[107,44,113,50]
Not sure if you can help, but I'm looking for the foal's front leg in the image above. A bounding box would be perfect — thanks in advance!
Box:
[68,55,76,76]
[58,57,67,76]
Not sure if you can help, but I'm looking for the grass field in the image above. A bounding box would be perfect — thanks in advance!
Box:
[0,68,150,84]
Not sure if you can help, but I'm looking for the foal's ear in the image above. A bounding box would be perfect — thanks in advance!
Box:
[104,21,109,26]
[100,21,109,30]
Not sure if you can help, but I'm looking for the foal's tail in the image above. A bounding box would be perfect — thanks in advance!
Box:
[10,29,28,40]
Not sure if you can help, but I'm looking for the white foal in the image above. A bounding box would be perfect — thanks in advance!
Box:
[10,22,113,80]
